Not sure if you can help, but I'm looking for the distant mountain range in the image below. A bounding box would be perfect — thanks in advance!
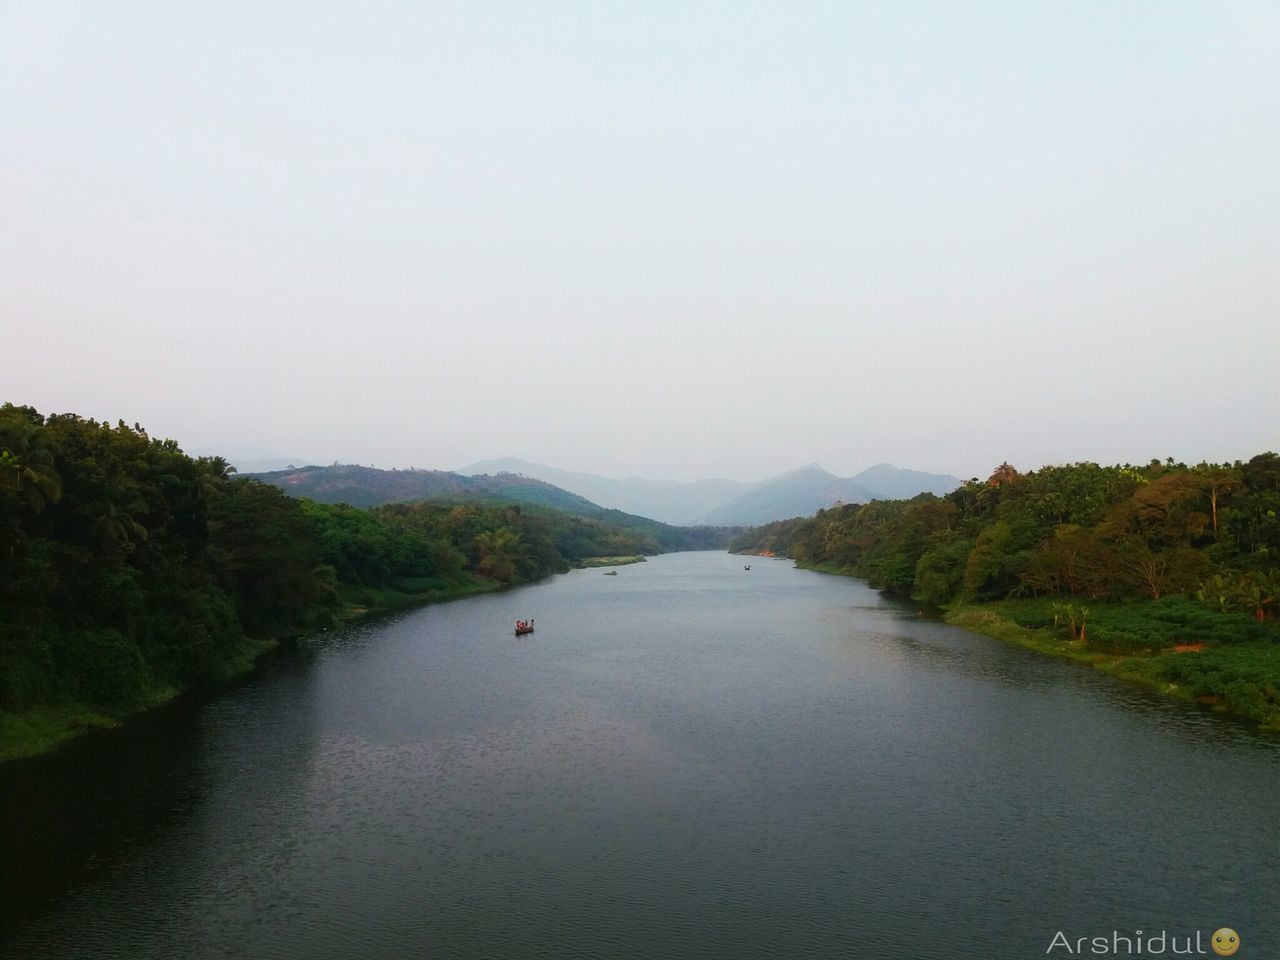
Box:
[459,458,962,526]
[246,458,961,529]
[191,445,315,475]
[240,464,738,551]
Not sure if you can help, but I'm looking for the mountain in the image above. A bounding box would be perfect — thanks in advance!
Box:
[243,464,741,551]
[460,458,963,526]
[244,464,600,512]
[458,457,749,525]
[850,463,963,500]
[695,465,877,526]
[189,445,316,475]
[251,460,962,531]
[230,457,316,474]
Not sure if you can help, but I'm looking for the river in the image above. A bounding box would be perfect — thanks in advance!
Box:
[2,552,1277,959]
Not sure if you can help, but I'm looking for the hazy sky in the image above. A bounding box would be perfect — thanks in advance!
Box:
[4,2,1277,482]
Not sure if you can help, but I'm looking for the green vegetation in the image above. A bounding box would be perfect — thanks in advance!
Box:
[732,455,1280,726]
[571,555,646,568]
[0,404,700,760]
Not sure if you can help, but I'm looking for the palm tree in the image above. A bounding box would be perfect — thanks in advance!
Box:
[987,462,1020,488]
[195,456,236,498]
[472,528,528,583]
[0,420,63,512]
[93,499,150,547]
[92,473,150,547]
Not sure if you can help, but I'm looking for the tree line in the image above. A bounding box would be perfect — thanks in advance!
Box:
[732,455,1280,625]
[0,404,676,726]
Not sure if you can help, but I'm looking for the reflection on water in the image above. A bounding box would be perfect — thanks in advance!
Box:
[3,553,1278,959]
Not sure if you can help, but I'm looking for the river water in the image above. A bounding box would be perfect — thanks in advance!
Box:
[2,552,1277,959]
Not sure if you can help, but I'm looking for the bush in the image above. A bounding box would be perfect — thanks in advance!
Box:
[55,628,149,710]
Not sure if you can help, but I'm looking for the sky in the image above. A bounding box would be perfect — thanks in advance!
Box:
[3,1,1278,483]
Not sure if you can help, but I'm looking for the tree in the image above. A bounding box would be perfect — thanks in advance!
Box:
[471,528,528,583]
[195,455,236,498]
[0,407,63,513]
[1020,524,1115,598]
[1197,465,1241,536]
[962,521,1033,600]
[208,480,336,634]
[1233,570,1280,622]
[987,462,1021,488]
[1117,541,1206,600]
[913,533,974,605]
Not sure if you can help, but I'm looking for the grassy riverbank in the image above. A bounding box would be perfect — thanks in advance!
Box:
[772,557,1280,730]
[570,555,647,568]
[336,572,503,618]
[946,601,1280,729]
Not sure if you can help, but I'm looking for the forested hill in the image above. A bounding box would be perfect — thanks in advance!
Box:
[732,455,1280,724]
[246,464,739,552]
[0,404,727,760]
[247,464,601,512]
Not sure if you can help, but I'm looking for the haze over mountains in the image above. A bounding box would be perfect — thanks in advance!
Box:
[459,458,961,526]
[244,456,962,528]
[192,445,315,475]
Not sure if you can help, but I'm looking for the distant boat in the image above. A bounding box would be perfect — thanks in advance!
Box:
[514,619,535,636]
[744,564,751,570]
[604,570,618,576]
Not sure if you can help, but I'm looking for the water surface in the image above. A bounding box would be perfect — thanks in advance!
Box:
[3,552,1277,958]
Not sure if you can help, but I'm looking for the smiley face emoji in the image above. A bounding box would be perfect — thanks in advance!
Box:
[1211,928,1240,957]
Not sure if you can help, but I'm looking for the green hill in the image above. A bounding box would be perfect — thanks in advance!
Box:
[245,464,599,512]
[245,464,741,552]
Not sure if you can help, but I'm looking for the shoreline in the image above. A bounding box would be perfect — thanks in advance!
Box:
[0,575,520,764]
[1,553,671,764]
[742,553,1280,732]
[943,606,1280,731]
[570,555,647,568]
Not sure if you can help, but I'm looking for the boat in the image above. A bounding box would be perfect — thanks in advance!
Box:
[744,564,751,570]
[514,619,535,636]
[603,570,618,576]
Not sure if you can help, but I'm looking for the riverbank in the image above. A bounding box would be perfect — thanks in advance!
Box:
[760,556,1280,730]
[335,572,504,619]
[0,633,275,764]
[946,604,1280,730]
[570,555,647,568]
[0,574,514,764]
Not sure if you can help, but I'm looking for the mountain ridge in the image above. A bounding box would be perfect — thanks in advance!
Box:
[241,464,741,552]
[459,458,962,525]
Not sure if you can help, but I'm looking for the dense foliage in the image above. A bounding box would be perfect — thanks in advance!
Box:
[733,456,1280,630]
[0,405,686,736]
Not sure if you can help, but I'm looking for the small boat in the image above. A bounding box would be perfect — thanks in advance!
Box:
[744,564,751,570]
[514,619,535,636]
[603,570,618,576]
